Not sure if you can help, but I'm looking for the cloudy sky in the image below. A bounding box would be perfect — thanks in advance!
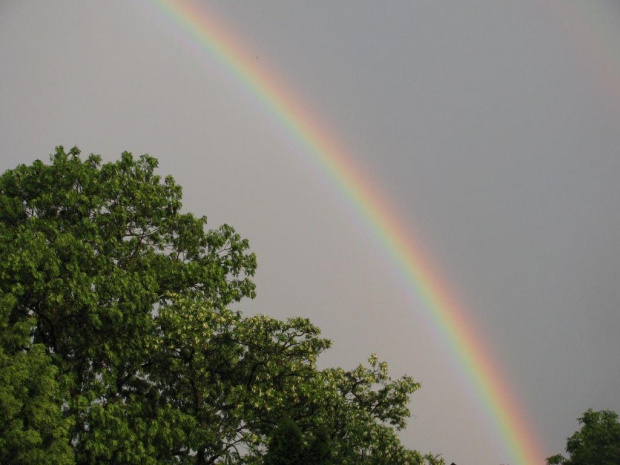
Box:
[2,1,620,463]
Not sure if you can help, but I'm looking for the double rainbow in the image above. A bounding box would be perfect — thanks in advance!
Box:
[151,1,546,463]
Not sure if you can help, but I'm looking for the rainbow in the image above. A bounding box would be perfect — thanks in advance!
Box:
[543,1,620,108]
[150,1,546,463]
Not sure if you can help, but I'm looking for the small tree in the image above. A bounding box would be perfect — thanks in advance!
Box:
[264,418,304,465]
[306,425,332,465]
[547,409,620,465]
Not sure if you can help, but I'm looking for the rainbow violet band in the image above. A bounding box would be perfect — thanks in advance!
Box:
[151,1,546,463]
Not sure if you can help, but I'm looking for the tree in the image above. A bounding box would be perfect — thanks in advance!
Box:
[0,294,73,464]
[0,147,257,463]
[0,147,441,464]
[306,425,332,465]
[547,409,620,465]
[264,418,304,465]
[263,420,333,465]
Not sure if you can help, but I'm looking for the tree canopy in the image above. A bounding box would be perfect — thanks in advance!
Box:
[547,409,620,465]
[0,147,443,464]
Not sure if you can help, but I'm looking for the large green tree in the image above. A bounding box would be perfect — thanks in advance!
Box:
[547,409,620,465]
[0,147,442,464]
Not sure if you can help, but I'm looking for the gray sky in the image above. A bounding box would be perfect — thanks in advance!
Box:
[2,1,620,463]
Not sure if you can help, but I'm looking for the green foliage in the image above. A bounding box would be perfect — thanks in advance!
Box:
[264,418,304,465]
[547,409,620,465]
[0,147,442,464]
[0,294,74,464]
[306,425,332,465]
[263,419,335,465]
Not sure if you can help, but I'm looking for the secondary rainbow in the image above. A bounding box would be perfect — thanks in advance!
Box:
[544,1,620,108]
[151,1,546,463]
